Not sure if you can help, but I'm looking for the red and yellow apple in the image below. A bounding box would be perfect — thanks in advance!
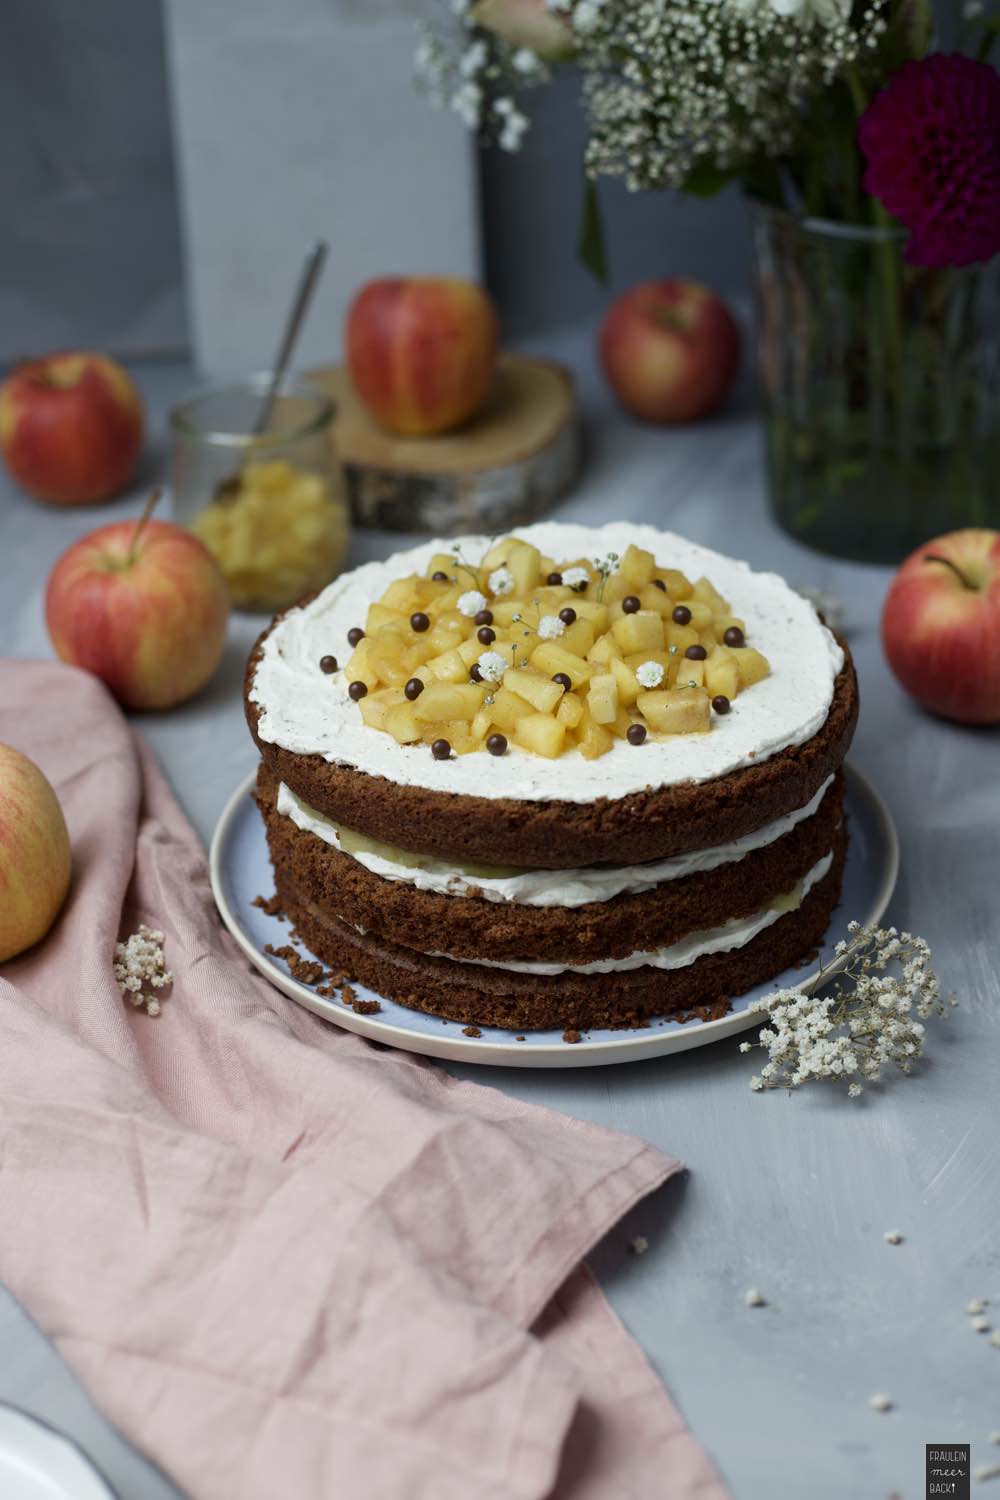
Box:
[599,279,741,424]
[0,745,72,963]
[45,498,231,711]
[881,529,1000,725]
[0,352,144,505]
[346,277,499,437]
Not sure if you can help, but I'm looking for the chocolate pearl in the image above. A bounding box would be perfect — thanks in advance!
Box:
[404,677,424,700]
[712,694,731,715]
[319,654,338,674]
[474,609,493,627]
[552,672,572,691]
[685,644,708,661]
[486,733,507,757]
[672,605,692,626]
[477,625,496,645]
[431,738,451,760]
[432,570,449,582]
[347,626,365,648]
[410,611,430,633]
[723,626,745,648]
[558,606,577,626]
[470,664,483,682]
[348,680,367,701]
[571,577,587,592]
[652,579,667,592]
[622,595,640,614]
[626,724,647,746]
[546,571,563,586]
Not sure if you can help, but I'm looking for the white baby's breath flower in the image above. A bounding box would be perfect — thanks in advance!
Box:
[538,614,565,640]
[511,45,542,73]
[971,1315,992,1334]
[742,924,954,1098]
[572,0,605,34]
[113,924,172,1018]
[562,566,590,590]
[458,589,489,617]
[451,80,484,128]
[635,660,664,689]
[883,1230,903,1245]
[869,1393,893,1413]
[966,1298,988,1315]
[488,566,515,597]
[477,651,508,683]
[744,1287,766,1307]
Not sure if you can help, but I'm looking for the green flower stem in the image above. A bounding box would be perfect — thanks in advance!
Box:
[845,66,905,416]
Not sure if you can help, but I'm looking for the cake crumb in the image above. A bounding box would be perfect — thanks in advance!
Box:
[341,983,357,1004]
[351,998,381,1016]
[462,1025,482,1038]
[562,1028,583,1045]
[629,1235,649,1256]
[515,1034,526,1042]
[744,1288,766,1308]
[869,1393,893,1413]
[252,892,285,919]
[883,1230,904,1245]
[264,944,323,985]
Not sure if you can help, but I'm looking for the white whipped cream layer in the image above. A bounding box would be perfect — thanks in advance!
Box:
[277,774,835,908]
[428,852,834,975]
[251,521,844,805]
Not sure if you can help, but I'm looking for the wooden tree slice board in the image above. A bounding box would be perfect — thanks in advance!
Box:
[310,356,579,534]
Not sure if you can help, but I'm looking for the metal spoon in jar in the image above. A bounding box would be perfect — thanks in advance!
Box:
[214,238,329,502]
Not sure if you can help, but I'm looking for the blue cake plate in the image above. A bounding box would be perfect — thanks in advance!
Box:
[209,762,898,1070]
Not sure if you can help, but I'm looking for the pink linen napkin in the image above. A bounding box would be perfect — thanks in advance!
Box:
[0,659,727,1500]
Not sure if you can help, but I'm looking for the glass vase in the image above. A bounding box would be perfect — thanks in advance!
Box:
[751,202,1000,564]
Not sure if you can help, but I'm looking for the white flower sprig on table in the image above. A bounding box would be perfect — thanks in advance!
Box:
[739,922,955,1097]
[114,924,172,1017]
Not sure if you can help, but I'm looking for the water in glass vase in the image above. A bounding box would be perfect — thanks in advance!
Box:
[753,204,1000,564]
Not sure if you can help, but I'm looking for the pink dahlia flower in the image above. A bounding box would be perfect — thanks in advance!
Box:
[858,54,1000,268]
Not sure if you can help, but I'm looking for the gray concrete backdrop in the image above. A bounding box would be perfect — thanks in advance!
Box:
[0,4,750,362]
[0,0,188,362]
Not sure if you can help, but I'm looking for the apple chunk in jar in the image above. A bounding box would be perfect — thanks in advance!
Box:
[170,374,349,612]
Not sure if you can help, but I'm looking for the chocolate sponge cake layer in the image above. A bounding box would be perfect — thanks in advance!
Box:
[245,628,857,870]
[270,823,847,1033]
[256,763,845,965]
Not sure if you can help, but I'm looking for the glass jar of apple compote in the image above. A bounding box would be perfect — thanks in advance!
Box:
[169,373,349,612]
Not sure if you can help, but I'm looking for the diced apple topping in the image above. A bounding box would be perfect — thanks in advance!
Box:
[334,537,770,759]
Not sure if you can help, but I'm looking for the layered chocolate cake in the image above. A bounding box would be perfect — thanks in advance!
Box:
[245,522,857,1032]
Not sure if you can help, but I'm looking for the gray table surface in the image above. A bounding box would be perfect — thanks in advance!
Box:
[3,340,998,1500]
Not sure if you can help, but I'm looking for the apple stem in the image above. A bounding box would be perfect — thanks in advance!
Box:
[127,489,161,567]
[924,553,975,590]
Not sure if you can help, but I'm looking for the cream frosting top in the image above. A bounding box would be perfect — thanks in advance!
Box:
[276,775,835,908]
[250,521,844,806]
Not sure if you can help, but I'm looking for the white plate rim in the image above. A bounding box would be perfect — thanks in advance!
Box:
[209,762,899,1069]
[0,1402,118,1500]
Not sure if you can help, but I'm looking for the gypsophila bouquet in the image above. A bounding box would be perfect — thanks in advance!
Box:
[740,922,956,1097]
[416,1,1000,274]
